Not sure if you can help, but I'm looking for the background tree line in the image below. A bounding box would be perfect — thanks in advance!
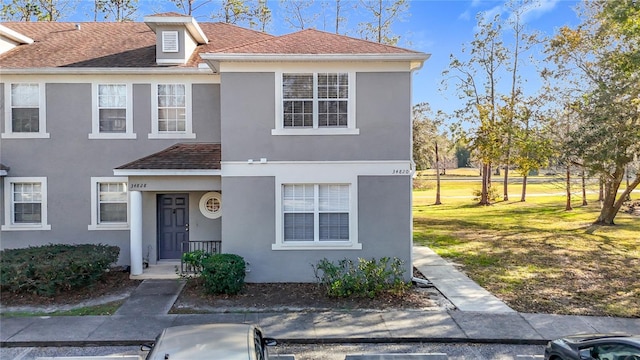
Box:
[426,0,638,225]
[1,0,409,45]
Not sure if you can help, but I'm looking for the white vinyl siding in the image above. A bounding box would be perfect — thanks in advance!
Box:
[2,177,51,231]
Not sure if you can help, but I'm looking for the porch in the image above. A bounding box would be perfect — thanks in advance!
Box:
[130,240,221,280]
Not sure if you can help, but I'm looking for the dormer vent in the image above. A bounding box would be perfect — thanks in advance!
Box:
[162,31,178,52]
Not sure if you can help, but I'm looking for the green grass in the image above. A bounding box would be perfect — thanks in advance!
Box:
[414,178,640,317]
[0,301,124,317]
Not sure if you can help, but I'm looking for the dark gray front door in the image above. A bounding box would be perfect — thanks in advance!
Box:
[158,194,189,260]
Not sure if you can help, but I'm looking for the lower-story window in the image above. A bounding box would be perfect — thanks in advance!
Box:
[2,177,51,231]
[283,184,349,242]
[89,177,129,230]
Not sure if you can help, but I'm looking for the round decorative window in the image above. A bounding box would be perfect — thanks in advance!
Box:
[199,192,222,219]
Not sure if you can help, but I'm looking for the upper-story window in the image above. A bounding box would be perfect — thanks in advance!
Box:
[2,177,51,231]
[90,84,135,139]
[273,72,358,136]
[2,83,49,139]
[150,83,195,139]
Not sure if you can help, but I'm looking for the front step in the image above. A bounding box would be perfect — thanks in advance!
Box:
[130,261,180,280]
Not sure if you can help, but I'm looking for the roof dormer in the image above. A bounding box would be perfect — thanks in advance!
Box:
[0,24,34,55]
[143,13,208,65]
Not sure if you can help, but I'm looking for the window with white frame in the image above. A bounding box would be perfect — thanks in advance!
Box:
[89,177,128,230]
[275,72,357,135]
[283,184,350,242]
[90,84,135,139]
[2,83,49,138]
[150,84,194,139]
[2,177,50,230]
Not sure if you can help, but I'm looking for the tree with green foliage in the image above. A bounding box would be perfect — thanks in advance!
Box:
[1,0,73,21]
[545,0,640,225]
[443,13,506,205]
[252,0,271,32]
[357,0,408,45]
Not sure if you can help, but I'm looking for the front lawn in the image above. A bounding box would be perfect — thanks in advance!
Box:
[413,180,640,317]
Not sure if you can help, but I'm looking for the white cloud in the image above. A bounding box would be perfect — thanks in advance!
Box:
[511,0,560,24]
[458,10,471,21]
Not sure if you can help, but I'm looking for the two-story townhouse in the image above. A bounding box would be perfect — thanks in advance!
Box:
[0,14,429,282]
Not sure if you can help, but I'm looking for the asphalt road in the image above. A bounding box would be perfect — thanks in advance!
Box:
[1,343,546,360]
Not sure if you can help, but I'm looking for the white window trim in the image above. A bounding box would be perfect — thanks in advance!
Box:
[88,177,129,231]
[272,72,358,136]
[149,83,195,139]
[199,191,222,219]
[273,173,361,251]
[2,83,50,139]
[2,177,51,231]
[89,83,136,139]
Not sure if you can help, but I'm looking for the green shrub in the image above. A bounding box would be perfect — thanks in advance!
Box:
[472,186,500,202]
[181,250,212,275]
[313,257,410,299]
[200,253,246,295]
[0,244,120,297]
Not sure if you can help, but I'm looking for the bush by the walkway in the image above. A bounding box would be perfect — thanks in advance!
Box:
[201,253,246,295]
[0,244,120,296]
[313,257,410,298]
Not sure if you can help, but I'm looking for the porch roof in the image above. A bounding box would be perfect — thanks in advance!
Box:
[0,163,8,176]
[115,143,221,172]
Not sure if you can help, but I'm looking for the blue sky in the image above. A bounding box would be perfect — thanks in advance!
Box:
[65,0,584,125]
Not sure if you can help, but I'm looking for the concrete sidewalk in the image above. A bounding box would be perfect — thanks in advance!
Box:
[1,310,639,347]
[1,246,638,348]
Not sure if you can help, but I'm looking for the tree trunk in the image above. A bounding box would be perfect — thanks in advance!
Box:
[626,166,632,201]
[595,172,640,225]
[503,164,509,201]
[480,162,491,205]
[435,141,442,205]
[581,168,588,206]
[520,174,527,202]
[565,164,572,211]
[599,178,604,202]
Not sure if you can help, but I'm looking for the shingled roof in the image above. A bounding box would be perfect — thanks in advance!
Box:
[214,28,421,55]
[0,21,273,68]
[116,143,221,170]
[0,19,426,69]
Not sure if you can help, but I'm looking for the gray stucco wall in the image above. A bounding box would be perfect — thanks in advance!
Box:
[0,82,221,265]
[220,72,412,162]
[222,175,412,283]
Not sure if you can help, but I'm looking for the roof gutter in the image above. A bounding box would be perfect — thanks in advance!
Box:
[0,67,214,75]
[200,53,431,72]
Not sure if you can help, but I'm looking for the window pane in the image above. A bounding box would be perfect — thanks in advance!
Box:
[14,203,42,223]
[283,184,314,211]
[319,185,349,211]
[157,85,186,132]
[98,84,126,107]
[284,213,314,241]
[12,108,39,132]
[283,74,313,99]
[100,203,127,223]
[11,84,39,107]
[99,109,126,133]
[319,213,349,241]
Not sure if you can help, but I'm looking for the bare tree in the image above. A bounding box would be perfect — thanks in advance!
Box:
[357,0,408,45]
[280,0,318,30]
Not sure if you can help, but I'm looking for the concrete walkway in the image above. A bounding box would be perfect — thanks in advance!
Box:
[1,246,639,348]
[413,246,514,313]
